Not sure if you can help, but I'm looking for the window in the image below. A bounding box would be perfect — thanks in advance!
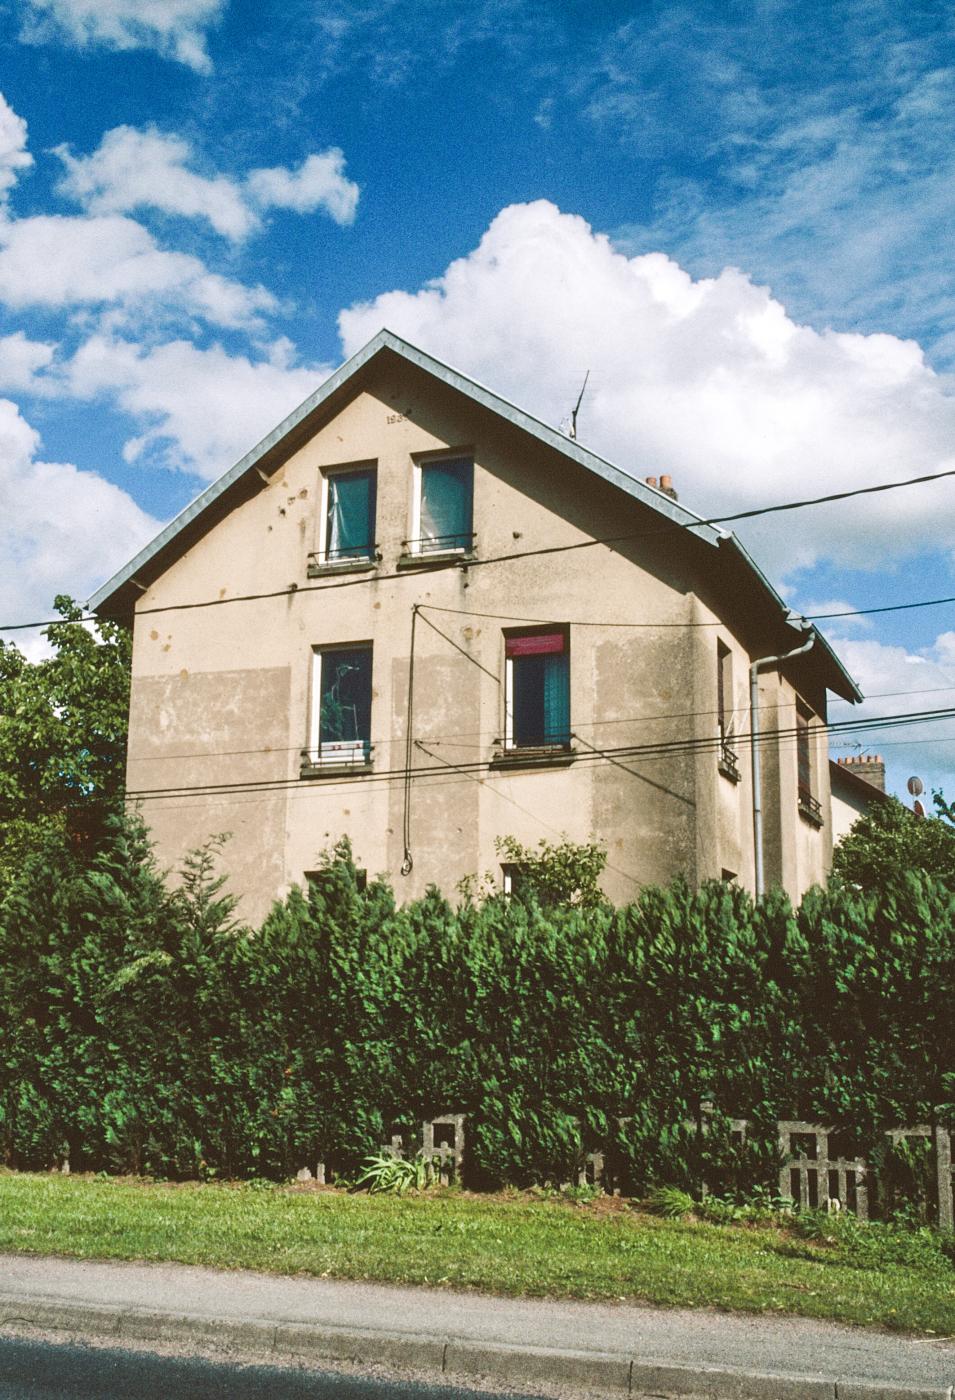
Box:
[504,629,570,749]
[796,700,822,823]
[717,640,739,779]
[308,645,373,766]
[501,862,530,900]
[414,456,473,553]
[322,466,376,564]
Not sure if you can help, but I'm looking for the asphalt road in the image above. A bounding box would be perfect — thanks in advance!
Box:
[0,1334,547,1400]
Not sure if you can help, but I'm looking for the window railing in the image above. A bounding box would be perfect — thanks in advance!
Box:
[798,785,823,823]
[301,740,373,771]
[718,736,741,780]
[403,531,476,555]
[308,542,378,569]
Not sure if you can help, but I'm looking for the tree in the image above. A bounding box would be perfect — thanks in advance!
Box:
[0,596,130,892]
[494,835,608,908]
[831,793,955,891]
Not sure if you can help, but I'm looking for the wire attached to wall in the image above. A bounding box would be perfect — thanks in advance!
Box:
[400,603,418,876]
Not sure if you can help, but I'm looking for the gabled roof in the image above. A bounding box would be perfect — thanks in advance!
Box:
[89,328,861,702]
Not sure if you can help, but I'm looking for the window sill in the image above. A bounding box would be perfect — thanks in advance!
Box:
[396,548,475,570]
[307,557,378,578]
[718,757,741,784]
[490,745,576,771]
[300,754,374,779]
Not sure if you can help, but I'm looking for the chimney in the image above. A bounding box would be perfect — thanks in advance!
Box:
[645,475,658,488]
[836,754,886,792]
[659,474,678,500]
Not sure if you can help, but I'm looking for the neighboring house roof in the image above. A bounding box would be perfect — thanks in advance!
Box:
[829,759,892,806]
[89,328,862,703]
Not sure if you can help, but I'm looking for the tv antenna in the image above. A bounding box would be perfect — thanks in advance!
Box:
[568,370,590,441]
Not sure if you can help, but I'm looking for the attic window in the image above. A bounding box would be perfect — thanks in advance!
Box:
[504,629,571,750]
[413,456,473,553]
[321,465,376,564]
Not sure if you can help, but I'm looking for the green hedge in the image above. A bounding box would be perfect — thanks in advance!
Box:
[1,815,953,1193]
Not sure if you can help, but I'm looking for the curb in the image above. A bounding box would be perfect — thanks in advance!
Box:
[0,1296,951,1400]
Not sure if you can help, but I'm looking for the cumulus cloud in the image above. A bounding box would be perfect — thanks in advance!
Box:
[54,126,255,240]
[0,332,55,391]
[62,334,328,478]
[17,0,225,73]
[0,397,159,635]
[826,629,955,797]
[246,150,359,225]
[54,126,359,239]
[339,200,955,576]
[0,93,32,200]
[0,212,275,328]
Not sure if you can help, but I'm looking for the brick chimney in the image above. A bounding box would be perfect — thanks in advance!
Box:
[836,754,886,792]
[645,474,679,500]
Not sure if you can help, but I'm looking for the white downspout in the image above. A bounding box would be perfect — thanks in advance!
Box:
[750,624,816,900]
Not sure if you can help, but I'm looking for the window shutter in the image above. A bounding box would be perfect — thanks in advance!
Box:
[505,632,565,657]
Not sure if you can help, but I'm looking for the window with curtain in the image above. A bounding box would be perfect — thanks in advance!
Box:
[310,645,373,763]
[505,630,570,748]
[418,457,473,551]
[325,468,376,561]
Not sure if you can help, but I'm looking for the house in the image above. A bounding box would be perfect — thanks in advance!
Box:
[830,754,890,846]
[90,330,862,922]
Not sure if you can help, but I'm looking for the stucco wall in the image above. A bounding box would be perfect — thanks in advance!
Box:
[125,359,832,921]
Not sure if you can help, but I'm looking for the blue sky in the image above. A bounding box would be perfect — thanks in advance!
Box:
[1,0,955,797]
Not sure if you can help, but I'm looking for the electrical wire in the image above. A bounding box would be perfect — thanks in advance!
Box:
[4,462,955,632]
[122,703,955,804]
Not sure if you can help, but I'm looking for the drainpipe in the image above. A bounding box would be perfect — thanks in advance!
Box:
[750,623,815,900]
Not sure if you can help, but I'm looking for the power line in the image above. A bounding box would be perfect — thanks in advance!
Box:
[4,463,955,633]
[123,704,955,804]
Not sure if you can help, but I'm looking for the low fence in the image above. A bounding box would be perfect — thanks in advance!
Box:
[299,1111,955,1230]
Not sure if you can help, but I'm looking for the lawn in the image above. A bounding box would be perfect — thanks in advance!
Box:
[0,1173,953,1335]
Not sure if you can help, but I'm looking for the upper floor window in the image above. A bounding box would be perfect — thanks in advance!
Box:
[717,639,740,780]
[322,465,377,565]
[308,643,373,766]
[504,628,570,750]
[414,456,473,553]
[796,699,822,824]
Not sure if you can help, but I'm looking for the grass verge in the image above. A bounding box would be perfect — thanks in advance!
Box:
[0,1172,953,1335]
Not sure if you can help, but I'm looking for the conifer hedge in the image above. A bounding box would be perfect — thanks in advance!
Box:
[1,815,952,1192]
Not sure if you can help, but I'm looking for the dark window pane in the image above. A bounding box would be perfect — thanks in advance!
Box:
[797,708,812,796]
[327,470,375,559]
[420,458,472,550]
[320,647,372,756]
[513,651,570,746]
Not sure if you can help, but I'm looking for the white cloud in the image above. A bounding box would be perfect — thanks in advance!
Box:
[18,0,225,73]
[62,335,328,478]
[247,150,359,225]
[0,332,55,391]
[339,200,955,576]
[54,126,255,241]
[0,212,275,328]
[827,629,955,799]
[0,397,158,635]
[54,127,360,239]
[0,93,32,200]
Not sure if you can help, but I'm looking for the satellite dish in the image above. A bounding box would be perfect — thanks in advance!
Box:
[907,776,924,797]
[913,800,926,818]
